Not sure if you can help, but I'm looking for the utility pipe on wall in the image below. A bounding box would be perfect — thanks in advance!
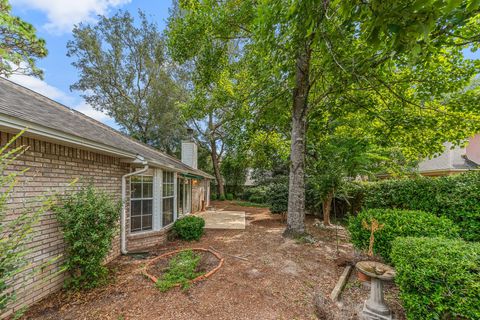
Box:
[121,157,148,255]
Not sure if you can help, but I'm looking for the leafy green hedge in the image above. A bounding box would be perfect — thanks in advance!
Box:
[352,172,480,242]
[347,209,459,262]
[242,185,269,204]
[391,237,480,320]
[173,216,205,241]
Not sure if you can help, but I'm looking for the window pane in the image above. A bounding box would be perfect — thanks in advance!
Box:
[131,183,142,198]
[143,182,153,198]
[142,215,152,230]
[130,175,154,232]
[163,198,174,226]
[131,200,142,216]
[131,216,141,232]
[131,176,142,183]
[143,199,153,215]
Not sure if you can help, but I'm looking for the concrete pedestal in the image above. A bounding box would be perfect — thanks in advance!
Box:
[356,261,395,320]
[361,278,392,320]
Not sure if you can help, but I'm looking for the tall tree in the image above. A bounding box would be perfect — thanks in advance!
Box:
[68,10,187,154]
[0,0,47,78]
[167,0,480,236]
[167,2,248,196]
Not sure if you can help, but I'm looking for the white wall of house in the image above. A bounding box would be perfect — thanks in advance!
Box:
[418,135,480,173]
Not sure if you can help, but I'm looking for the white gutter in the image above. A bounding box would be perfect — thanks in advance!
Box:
[121,156,149,255]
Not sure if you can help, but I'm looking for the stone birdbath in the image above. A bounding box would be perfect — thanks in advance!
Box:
[356,261,396,320]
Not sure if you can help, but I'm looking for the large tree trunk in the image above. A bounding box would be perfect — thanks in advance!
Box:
[284,45,312,238]
[322,191,333,226]
[211,141,225,197]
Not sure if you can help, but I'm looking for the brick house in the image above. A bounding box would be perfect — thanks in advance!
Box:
[0,78,213,318]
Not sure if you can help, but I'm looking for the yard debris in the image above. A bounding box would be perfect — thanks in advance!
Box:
[313,291,335,320]
[208,246,249,261]
[330,265,353,302]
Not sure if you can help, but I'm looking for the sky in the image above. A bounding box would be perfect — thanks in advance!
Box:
[8,0,174,129]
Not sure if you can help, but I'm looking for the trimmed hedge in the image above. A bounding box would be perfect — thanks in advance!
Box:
[391,237,480,320]
[350,172,480,242]
[173,216,205,241]
[225,193,234,200]
[347,209,459,262]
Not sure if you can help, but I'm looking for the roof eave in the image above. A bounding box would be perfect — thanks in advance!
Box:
[0,114,214,178]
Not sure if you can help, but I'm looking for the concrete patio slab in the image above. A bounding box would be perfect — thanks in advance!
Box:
[196,210,246,229]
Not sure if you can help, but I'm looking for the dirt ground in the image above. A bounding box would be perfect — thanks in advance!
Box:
[23,201,405,320]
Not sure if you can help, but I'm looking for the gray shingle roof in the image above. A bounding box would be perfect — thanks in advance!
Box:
[0,77,213,179]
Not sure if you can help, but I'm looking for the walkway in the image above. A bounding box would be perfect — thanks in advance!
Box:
[196,209,246,229]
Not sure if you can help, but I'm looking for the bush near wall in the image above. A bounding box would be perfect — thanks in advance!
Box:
[391,237,480,320]
[348,172,480,242]
[54,185,121,289]
[173,216,205,241]
[347,209,459,262]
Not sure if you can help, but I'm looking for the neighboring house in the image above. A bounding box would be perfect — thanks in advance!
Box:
[417,135,480,176]
[0,78,213,317]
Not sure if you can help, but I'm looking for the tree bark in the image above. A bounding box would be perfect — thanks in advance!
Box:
[211,140,225,197]
[284,44,312,238]
[322,191,333,226]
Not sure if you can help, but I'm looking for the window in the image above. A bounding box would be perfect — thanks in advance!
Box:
[130,175,153,232]
[163,171,174,226]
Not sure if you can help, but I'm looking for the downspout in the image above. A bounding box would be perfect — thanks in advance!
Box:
[121,156,148,255]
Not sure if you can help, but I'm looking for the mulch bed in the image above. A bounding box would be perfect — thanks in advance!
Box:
[21,200,405,320]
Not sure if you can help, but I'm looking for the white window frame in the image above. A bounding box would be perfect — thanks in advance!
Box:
[130,175,154,233]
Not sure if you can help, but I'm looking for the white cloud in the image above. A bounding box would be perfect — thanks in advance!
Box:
[12,0,131,34]
[5,74,112,124]
[7,73,74,104]
[74,102,112,123]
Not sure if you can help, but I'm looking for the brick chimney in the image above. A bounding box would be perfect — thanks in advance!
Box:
[181,128,198,169]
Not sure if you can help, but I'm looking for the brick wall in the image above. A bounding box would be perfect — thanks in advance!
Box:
[1,132,130,319]
[126,226,171,252]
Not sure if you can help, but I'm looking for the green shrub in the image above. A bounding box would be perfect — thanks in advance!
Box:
[218,194,226,201]
[173,216,205,241]
[156,250,204,292]
[347,209,459,262]
[391,237,480,320]
[242,185,268,203]
[225,193,234,200]
[266,181,288,214]
[210,193,217,201]
[54,185,121,289]
[351,172,480,241]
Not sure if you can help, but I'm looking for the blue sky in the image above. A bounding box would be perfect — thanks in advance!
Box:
[9,0,174,129]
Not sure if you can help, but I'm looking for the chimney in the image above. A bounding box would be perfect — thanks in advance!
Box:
[181,128,198,169]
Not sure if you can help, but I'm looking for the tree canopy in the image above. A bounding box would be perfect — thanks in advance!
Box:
[167,0,480,236]
[68,10,188,154]
[0,0,47,78]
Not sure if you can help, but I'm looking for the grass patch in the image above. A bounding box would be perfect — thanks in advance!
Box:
[155,250,204,292]
[233,201,269,208]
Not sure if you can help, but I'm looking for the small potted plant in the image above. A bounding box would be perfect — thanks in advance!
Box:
[357,218,384,282]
